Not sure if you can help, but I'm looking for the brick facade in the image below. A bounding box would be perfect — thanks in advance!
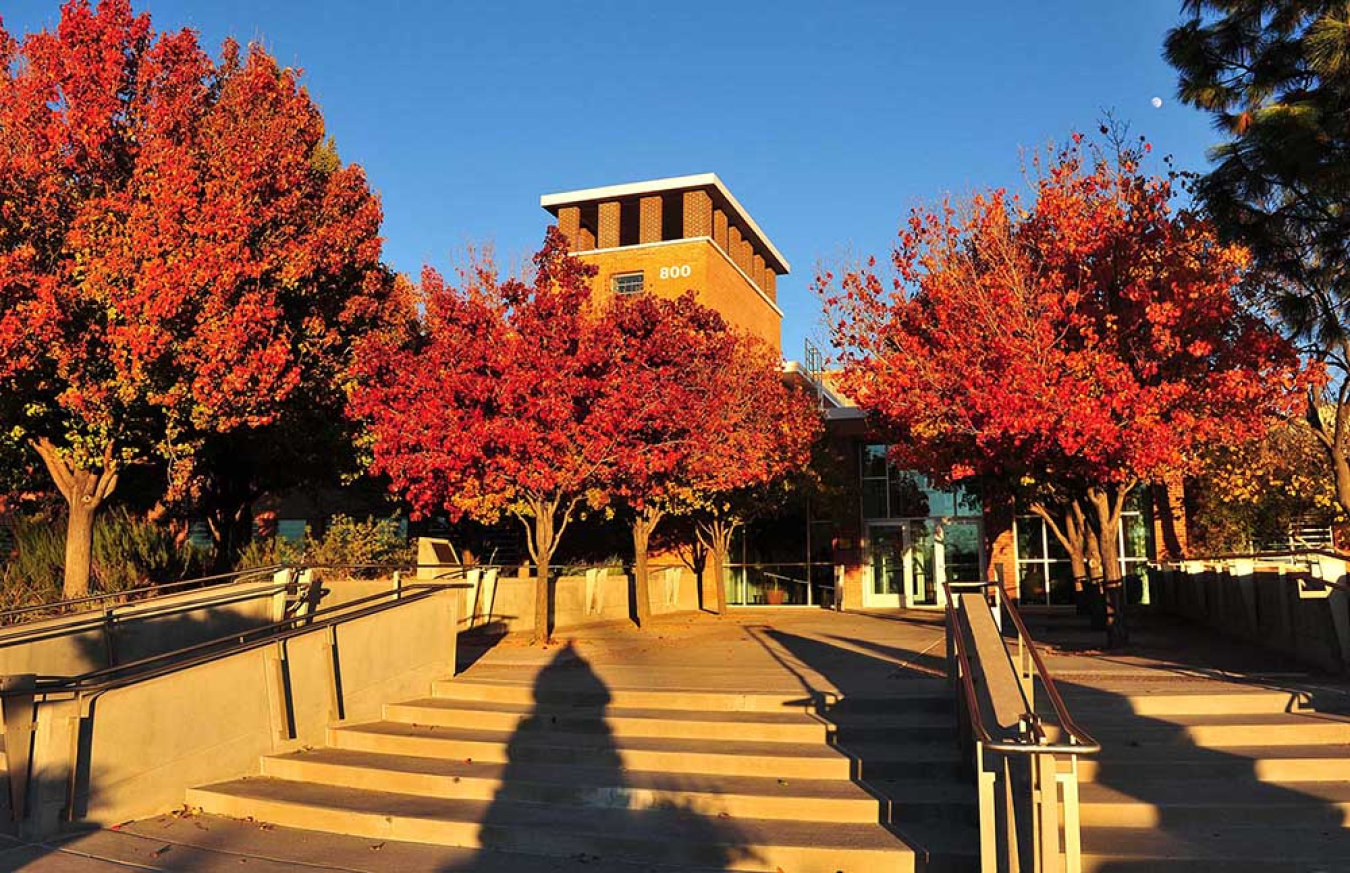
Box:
[713,209,729,252]
[597,200,621,249]
[558,206,581,251]
[684,190,713,238]
[639,195,662,244]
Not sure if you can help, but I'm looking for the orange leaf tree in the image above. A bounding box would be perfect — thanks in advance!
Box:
[0,1,393,596]
[819,133,1309,645]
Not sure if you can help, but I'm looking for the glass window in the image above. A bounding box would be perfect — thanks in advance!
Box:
[862,444,889,478]
[612,272,644,294]
[1015,493,1153,605]
[860,444,978,520]
[277,519,308,544]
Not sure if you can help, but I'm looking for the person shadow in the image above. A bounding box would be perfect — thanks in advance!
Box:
[443,641,755,871]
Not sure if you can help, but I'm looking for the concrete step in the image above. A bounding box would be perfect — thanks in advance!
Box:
[327,720,958,780]
[1078,743,1350,783]
[1078,779,1350,828]
[187,776,978,872]
[261,747,977,827]
[1061,689,1316,717]
[386,697,953,744]
[434,676,952,715]
[1079,823,1350,872]
[1049,711,1350,747]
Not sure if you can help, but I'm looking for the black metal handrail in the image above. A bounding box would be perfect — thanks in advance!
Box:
[0,564,288,624]
[0,572,471,700]
[944,580,1099,755]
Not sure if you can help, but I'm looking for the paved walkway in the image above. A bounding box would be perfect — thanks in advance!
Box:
[8,606,1347,872]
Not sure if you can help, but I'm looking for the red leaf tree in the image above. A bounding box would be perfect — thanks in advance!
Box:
[351,230,618,643]
[0,1,392,596]
[820,134,1309,645]
[599,292,820,624]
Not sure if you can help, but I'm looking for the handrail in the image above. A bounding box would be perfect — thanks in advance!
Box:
[944,581,1099,755]
[0,564,288,623]
[1,576,471,700]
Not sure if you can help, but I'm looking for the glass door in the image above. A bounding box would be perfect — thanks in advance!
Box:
[865,524,903,607]
[904,519,938,607]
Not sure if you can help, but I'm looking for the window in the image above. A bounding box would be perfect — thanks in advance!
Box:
[612,271,644,295]
[860,444,981,520]
[1014,491,1153,605]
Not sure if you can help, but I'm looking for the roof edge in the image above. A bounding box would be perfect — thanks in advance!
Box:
[540,173,790,274]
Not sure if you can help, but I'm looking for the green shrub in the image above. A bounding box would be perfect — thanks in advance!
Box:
[235,514,412,578]
[0,509,205,615]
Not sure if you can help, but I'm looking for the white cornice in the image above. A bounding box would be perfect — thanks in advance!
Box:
[541,173,791,275]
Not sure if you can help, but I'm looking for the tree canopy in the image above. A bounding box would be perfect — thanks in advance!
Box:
[0,0,395,595]
[820,133,1308,643]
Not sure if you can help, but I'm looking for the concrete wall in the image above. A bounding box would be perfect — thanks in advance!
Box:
[0,580,285,678]
[417,538,700,634]
[1151,557,1350,674]
[7,587,457,837]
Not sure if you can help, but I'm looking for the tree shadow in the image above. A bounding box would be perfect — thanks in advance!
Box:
[1026,613,1350,870]
[746,625,976,867]
[441,642,757,871]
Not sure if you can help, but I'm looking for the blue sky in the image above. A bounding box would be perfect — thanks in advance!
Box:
[5,1,1217,359]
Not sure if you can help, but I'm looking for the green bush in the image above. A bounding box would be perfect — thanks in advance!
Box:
[235,514,412,578]
[0,509,205,615]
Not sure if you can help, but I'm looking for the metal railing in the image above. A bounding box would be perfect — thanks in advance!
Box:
[0,561,471,830]
[944,580,1098,873]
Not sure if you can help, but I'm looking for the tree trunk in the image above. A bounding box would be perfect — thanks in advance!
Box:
[1306,385,1350,515]
[631,508,662,628]
[32,438,119,600]
[64,500,98,600]
[698,518,738,616]
[1087,485,1130,648]
[532,512,554,644]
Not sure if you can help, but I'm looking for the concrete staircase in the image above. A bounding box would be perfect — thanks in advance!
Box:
[1058,684,1350,872]
[188,674,979,872]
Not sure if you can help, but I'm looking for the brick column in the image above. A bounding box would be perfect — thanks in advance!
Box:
[639,195,662,244]
[683,190,712,239]
[713,209,728,252]
[577,225,596,250]
[1152,474,1189,561]
[727,225,743,270]
[557,206,581,251]
[597,200,621,249]
[752,253,766,290]
[984,494,1018,599]
[762,270,777,301]
[737,238,753,274]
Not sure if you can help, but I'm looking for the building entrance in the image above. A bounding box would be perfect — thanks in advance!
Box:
[865,519,984,609]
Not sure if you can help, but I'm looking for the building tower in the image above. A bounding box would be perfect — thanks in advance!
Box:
[540,173,788,351]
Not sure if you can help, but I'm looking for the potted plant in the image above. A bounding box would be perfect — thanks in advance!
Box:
[765,585,786,605]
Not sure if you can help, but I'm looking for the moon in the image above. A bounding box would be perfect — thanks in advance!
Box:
[1151,96,1163,109]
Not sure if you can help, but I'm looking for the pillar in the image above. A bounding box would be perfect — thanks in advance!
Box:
[577,225,596,250]
[683,190,713,239]
[557,206,581,251]
[752,253,766,290]
[639,195,662,244]
[737,237,753,274]
[1152,474,1189,562]
[713,209,728,252]
[727,225,743,271]
[762,269,777,301]
[597,200,621,249]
